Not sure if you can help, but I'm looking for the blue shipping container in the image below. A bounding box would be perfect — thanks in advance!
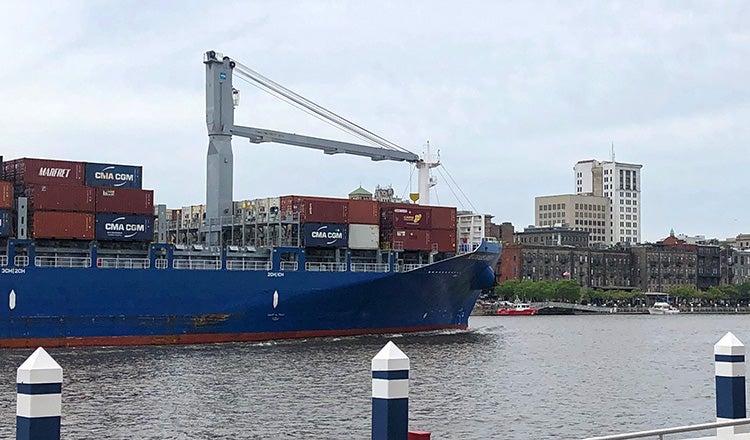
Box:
[303,223,348,248]
[95,213,153,241]
[0,210,9,237]
[85,163,143,189]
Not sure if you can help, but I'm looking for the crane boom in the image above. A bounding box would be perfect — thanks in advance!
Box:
[231,125,419,162]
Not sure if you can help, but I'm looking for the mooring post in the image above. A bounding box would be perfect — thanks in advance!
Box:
[16,347,62,440]
[372,341,409,440]
[715,332,747,439]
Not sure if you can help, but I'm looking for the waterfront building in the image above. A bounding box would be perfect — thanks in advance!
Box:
[631,233,699,292]
[534,194,610,244]
[514,225,589,248]
[574,159,642,245]
[498,244,633,290]
[735,234,750,250]
[732,249,750,284]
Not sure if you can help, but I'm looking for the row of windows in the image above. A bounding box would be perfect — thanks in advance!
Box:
[540,203,566,211]
[619,214,639,220]
[619,207,638,213]
[575,220,605,227]
[575,203,605,211]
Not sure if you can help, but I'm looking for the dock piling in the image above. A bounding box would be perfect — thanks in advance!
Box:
[715,332,747,439]
[16,347,63,440]
[372,341,409,440]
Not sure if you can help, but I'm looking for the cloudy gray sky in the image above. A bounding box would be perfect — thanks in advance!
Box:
[1,1,747,242]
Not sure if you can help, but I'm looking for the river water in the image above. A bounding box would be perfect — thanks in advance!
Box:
[0,315,748,439]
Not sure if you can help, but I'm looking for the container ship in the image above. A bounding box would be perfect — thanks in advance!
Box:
[0,157,500,348]
[0,51,500,347]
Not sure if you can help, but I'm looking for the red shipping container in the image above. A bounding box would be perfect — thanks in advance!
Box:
[95,187,154,215]
[429,229,457,252]
[0,181,11,210]
[348,199,379,224]
[381,229,431,251]
[33,211,94,240]
[381,204,432,229]
[25,184,94,212]
[429,206,457,230]
[298,198,348,224]
[2,158,84,186]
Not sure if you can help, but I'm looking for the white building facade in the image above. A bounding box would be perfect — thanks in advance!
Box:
[574,159,642,245]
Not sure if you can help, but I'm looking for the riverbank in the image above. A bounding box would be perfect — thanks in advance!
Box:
[473,301,750,316]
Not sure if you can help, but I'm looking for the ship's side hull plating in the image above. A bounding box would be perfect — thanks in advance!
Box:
[0,246,499,347]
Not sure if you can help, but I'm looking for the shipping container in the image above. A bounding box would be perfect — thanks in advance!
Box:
[95,188,154,215]
[25,184,95,212]
[430,206,457,230]
[348,224,379,250]
[296,198,348,224]
[381,204,432,229]
[95,213,154,241]
[303,223,349,248]
[0,181,11,210]
[429,229,457,253]
[348,199,379,224]
[0,210,9,237]
[33,211,94,240]
[2,158,84,186]
[85,162,143,189]
[381,229,431,251]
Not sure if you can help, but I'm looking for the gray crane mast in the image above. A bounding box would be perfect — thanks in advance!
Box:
[204,52,235,244]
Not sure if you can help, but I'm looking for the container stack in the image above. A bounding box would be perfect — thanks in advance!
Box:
[347,199,380,250]
[1,158,153,241]
[0,179,11,238]
[281,195,350,248]
[379,203,457,252]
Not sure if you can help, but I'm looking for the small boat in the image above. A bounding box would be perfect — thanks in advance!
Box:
[648,301,680,315]
[496,302,538,316]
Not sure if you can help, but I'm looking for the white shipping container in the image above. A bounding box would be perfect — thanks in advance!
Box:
[348,224,379,250]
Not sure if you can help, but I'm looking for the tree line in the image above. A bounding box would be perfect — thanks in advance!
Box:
[491,279,750,306]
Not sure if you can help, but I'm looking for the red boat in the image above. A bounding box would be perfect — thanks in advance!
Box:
[496,303,538,316]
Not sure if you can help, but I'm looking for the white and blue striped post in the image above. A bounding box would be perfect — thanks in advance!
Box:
[715,332,747,439]
[16,347,63,440]
[372,341,409,440]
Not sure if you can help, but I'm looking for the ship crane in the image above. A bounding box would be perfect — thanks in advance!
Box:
[204,50,438,243]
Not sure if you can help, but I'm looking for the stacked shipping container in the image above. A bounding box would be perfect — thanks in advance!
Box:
[379,203,457,252]
[1,158,153,241]
[276,195,456,253]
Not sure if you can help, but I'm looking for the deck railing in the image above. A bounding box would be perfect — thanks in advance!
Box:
[97,258,150,269]
[305,262,347,272]
[34,256,91,268]
[172,258,222,270]
[280,261,298,271]
[14,256,29,267]
[350,263,390,273]
[0,256,6,266]
[583,417,750,439]
[226,260,272,271]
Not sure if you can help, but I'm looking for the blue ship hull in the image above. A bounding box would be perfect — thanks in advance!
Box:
[0,242,500,347]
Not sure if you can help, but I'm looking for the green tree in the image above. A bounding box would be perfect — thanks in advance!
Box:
[494,280,519,300]
[536,280,555,301]
[555,279,581,303]
[517,279,536,301]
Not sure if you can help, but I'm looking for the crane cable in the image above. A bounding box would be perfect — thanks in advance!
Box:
[436,165,478,212]
[232,74,388,150]
[232,62,412,155]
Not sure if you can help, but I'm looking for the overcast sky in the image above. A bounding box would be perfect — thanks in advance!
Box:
[1,1,747,242]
